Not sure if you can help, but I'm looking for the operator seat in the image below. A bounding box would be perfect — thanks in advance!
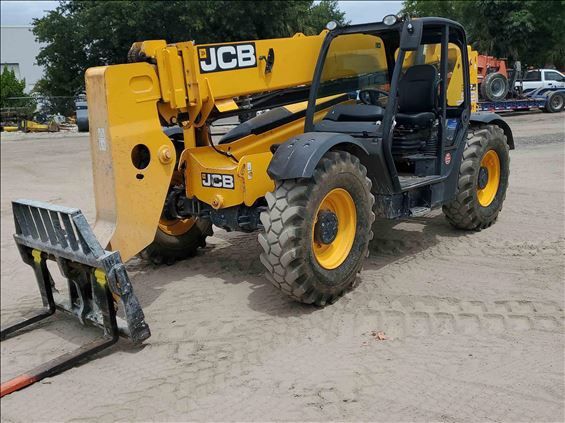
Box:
[396,64,438,127]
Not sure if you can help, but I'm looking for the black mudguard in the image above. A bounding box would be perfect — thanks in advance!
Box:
[470,112,514,150]
[267,132,369,180]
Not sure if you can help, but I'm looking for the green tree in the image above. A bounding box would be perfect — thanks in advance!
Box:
[403,0,462,19]
[402,0,565,68]
[32,0,346,114]
[0,67,36,115]
[0,67,26,108]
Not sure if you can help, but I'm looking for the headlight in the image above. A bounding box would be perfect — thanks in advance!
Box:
[382,14,398,26]
[326,21,338,31]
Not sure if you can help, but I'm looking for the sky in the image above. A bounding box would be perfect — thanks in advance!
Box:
[0,1,403,26]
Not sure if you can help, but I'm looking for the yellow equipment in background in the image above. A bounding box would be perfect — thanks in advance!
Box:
[0,120,59,133]
[19,120,60,133]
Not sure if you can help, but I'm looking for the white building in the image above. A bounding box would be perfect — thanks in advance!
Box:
[0,25,45,92]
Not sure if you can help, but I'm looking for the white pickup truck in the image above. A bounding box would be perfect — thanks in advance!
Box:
[517,69,565,92]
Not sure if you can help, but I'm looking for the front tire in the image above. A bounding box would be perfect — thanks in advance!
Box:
[258,151,375,306]
[443,124,510,230]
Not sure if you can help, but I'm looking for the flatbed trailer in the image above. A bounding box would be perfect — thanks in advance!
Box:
[478,87,565,113]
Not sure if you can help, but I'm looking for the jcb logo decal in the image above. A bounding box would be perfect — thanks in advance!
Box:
[198,43,257,73]
[201,173,235,189]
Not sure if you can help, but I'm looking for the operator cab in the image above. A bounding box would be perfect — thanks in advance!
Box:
[306,16,470,188]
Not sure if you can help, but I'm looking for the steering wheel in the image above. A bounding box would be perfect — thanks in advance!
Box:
[359,89,389,105]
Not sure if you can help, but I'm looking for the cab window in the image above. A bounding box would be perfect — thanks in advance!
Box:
[524,71,541,81]
[545,71,563,81]
[317,34,389,99]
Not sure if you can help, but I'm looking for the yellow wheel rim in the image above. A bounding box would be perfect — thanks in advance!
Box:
[158,218,195,236]
[477,149,501,207]
[312,188,357,270]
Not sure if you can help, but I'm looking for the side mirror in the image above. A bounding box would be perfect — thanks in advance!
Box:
[400,19,423,51]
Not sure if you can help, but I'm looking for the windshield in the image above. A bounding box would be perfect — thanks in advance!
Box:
[315,33,389,103]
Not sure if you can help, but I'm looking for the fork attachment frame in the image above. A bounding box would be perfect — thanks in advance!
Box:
[0,199,150,397]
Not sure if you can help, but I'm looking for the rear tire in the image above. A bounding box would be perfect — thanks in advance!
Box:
[258,151,375,306]
[480,72,509,101]
[542,91,564,113]
[443,125,510,230]
[141,219,212,265]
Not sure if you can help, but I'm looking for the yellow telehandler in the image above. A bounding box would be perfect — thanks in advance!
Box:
[1,15,513,395]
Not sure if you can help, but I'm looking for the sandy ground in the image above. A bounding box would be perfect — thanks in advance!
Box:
[0,112,564,422]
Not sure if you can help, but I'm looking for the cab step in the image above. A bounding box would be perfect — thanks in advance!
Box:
[399,174,442,190]
[409,206,432,217]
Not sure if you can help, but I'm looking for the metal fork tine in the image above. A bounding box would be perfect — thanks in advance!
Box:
[5,199,150,397]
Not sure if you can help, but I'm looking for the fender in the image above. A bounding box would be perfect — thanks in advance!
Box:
[267,132,369,180]
[470,112,514,150]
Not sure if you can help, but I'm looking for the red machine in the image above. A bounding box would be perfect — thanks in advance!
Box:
[477,55,509,79]
[477,55,511,101]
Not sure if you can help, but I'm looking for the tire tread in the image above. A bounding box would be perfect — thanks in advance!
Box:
[259,151,375,306]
